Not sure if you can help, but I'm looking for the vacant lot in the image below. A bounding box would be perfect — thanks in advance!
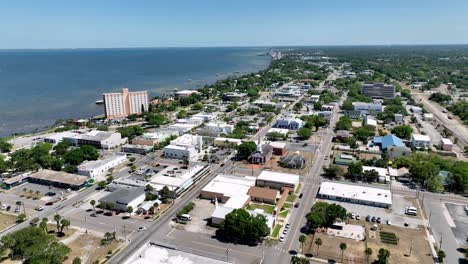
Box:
[269,152,313,176]
[63,233,122,264]
[304,222,433,264]
[0,212,17,231]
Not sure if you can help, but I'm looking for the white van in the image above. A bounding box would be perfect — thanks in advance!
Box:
[179,214,192,221]
[405,206,417,216]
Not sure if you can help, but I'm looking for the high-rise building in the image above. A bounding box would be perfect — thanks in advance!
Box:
[361,83,395,99]
[103,88,148,119]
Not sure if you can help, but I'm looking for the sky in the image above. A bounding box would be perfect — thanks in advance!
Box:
[1,0,468,49]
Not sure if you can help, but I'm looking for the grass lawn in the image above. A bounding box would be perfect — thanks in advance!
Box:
[286,194,297,203]
[295,183,302,193]
[0,212,17,232]
[271,224,282,238]
[282,202,292,209]
[278,210,289,218]
[246,203,275,214]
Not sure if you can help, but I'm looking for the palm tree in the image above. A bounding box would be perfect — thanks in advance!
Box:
[59,219,71,234]
[299,235,306,253]
[314,238,322,256]
[340,243,347,263]
[54,214,62,233]
[40,218,48,234]
[365,247,373,264]
[90,200,96,211]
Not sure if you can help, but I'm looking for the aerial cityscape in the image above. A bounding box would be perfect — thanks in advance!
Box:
[0,1,468,264]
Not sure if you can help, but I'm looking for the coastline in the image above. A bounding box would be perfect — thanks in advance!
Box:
[0,48,271,137]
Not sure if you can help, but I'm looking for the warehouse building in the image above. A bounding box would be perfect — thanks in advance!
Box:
[256,171,299,193]
[99,186,146,211]
[77,154,127,180]
[28,170,88,190]
[318,181,392,208]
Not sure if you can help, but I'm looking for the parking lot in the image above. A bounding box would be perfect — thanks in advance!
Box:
[183,199,217,235]
[446,203,468,246]
[317,194,424,228]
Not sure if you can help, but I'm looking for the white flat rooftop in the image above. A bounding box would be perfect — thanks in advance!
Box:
[257,170,299,186]
[412,134,431,141]
[201,174,256,198]
[268,128,289,135]
[319,181,392,205]
[362,166,388,177]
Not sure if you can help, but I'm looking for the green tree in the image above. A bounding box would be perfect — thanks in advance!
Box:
[16,213,27,223]
[340,243,347,263]
[291,256,310,264]
[72,257,82,264]
[299,235,306,253]
[127,206,134,214]
[176,110,187,119]
[347,161,363,181]
[236,141,257,160]
[97,181,107,189]
[437,250,446,263]
[426,175,444,193]
[39,218,48,234]
[0,139,12,153]
[323,165,344,179]
[54,214,62,233]
[391,125,413,139]
[59,219,70,234]
[90,200,96,211]
[336,116,352,130]
[365,247,373,264]
[314,237,322,256]
[297,128,312,140]
[377,248,390,264]
[217,209,269,245]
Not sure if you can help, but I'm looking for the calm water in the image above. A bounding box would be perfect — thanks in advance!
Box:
[0,48,271,136]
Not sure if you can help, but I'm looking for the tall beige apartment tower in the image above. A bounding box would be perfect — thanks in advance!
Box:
[103,88,149,119]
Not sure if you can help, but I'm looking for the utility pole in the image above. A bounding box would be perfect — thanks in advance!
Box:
[123,224,128,241]
[225,248,231,262]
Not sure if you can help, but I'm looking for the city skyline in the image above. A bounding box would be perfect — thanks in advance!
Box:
[1,0,468,49]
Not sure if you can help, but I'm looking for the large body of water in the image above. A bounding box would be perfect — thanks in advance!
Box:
[0,47,271,137]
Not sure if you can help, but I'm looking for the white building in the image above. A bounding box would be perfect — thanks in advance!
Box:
[98,187,146,211]
[191,112,217,122]
[352,102,383,115]
[43,131,80,145]
[132,131,177,146]
[149,165,205,194]
[64,130,127,150]
[256,171,300,193]
[440,138,454,151]
[213,137,242,147]
[163,134,203,160]
[318,181,392,208]
[205,122,234,134]
[175,90,199,97]
[103,88,148,119]
[166,123,199,135]
[423,113,434,121]
[362,166,390,183]
[410,106,423,114]
[267,128,289,137]
[275,117,304,130]
[411,134,431,150]
[77,154,127,180]
[364,116,377,127]
[394,114,404,123]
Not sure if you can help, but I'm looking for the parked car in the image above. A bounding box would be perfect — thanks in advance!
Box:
[299,193,303,199]
[386,219,392,225]
[366,215,371,222]
[14,207,20,213]
[279,235,285,242]
[371,216,376,222]
[294,203,300,208]
[90,213,97,217]
[376,217,382,224]
[45,202,54,206]
[137,227,147,232]
[104,212,113,216]
[34,206,44,211]
[355,215,361,220]
[285,223,290,229]
[350,213,356,219]
[1,205,7,210]
[15,201,23,205]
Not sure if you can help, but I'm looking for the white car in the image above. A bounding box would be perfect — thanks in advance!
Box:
[137,227,147,232]
[355,214,361,220]
[279,235,285,242]
[350,213,356,219]
[387,220,392,225]
[1,205,7,210]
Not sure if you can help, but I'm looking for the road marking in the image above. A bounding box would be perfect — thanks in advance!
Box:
[166,228,175,238]
[191,241,260,258]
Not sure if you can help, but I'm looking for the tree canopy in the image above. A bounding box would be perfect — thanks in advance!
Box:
[217,209,269,245]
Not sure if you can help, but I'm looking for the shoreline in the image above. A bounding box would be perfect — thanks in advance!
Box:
[1,57,272,138]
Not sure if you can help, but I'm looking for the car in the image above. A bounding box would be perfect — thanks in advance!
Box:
[283,229,288,235]
[104,212,113,216]
[386,220,392,225]
[6,205,11,211]
[371,216,376,222]
[366,215,371,222]
[299,193,303,199]
[96,210,104,214]
[90,213,97,217]
[1,205,7,210]
[355,215,361,220]
[294,202,300,208]
[14,207,20,213]
[15,201,23,205]
[376,217,382,223]
[350,213,356,219]
[285,223,290,229]
[279,235,285,242]
[464,205,468,212]
[137,227,147,232]
[34,206,44,211]
[45,202,54,206]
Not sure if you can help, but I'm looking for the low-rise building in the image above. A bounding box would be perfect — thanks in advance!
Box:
[163,134,203,161]
[149,165,205,195]
[423,113,434,121]
[223,92,247,101]
[213,137,242,147]
[394,114,404,123]
[267,128,289,137]
[410,106,423,114]
[256,170,300,193]
[334,130,352,141]
[120,144,153,155]
[205,122,234,134]
[247,187,279,204]
[275,117,304,130]
[362,166,390,183]
[279,152,306,169]
[352,102,383,116]
[411,134,431,150]
[43,131,80,145]
[269,141,287,156]
[364,116,377,127]
[191,112,216,122]
[318,181,392,208]
[98,187,146,211]
[64,130,127,150]
[29,170,88,190]
[132,132,176,146]
[334,154,356,166]
[175,90,199,97]
[251,143,273,164]
[77,154,127,180]
[361,83,395,99]
[440,138,454,151]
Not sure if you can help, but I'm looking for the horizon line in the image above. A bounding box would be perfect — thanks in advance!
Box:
[1,43,468,51]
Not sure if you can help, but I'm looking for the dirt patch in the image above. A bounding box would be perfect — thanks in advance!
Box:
[268,152,313,176]
[0,212,17,232]
[62,233,123,264]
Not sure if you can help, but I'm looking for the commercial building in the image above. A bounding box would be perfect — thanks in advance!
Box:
[29,170,88,190]
[98,187,146,211]
[256,171,300,193]
[213,137,242,147]
[411,134,431,150]
[352,102,383,115]
[163,134,203,160]
[361,83,395,99]
[103,88,148,119]
[318,181,392,208]
[334,154,357,166]
[253,100,287,109]
[222,92,247,101]
[174,90,199,97]
[440,138,454,151]
[132,132,176,146]
[120,144,153,155]
[269,141,287,156]
[247,186,279,204]
[410,106,423,114]
[64,130,127,150]
[372,134,405,151]
[267,128,289,137]
[77,154,127,180]
[148,165,205,195]
[205,122,234,134]
[275,116,304,130]
[200,174,256,204]
[191,112,216,122]
[364,116,377,127]
[43,131,80,145]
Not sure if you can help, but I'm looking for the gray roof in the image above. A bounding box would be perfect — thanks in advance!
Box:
[99,186,146,205]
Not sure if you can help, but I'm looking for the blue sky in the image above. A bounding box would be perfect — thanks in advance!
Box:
[1,0,468,49]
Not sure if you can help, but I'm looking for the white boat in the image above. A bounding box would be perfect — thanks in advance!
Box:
[95,100,104,105]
